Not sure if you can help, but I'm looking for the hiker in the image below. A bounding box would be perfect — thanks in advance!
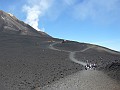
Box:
[85,64,91,70]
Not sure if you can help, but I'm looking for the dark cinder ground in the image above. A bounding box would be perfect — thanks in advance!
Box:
[0,33,120,90]
[0,33,82,90]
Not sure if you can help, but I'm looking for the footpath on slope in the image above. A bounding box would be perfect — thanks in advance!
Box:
[34,41,120,90]
[49,41,90,66]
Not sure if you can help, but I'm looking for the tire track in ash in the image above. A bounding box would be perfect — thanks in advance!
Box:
[49,41,94,66]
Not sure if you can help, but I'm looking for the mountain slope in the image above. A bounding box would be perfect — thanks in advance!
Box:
[0,10,50,37]
[0,34,120,90]
[0,10,120,90]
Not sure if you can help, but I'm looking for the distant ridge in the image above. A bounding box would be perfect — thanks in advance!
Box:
[0,10,50,37]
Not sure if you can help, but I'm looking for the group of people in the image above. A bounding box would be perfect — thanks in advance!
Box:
[85,63,97,70]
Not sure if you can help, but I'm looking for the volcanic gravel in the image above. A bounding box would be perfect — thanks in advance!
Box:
[76,49,120,68]
[53,41,88,51]
[0,33,120,90]
[0,34,82,90]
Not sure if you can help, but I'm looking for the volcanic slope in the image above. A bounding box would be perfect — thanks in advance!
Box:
[0,34,120,90]
[0,34,83,90]
[0,10,50,37]
[0,10,120,90]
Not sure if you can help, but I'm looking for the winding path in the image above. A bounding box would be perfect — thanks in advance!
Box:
[32,41,120,90]
[38,41,120,90]
[49,41,94,66]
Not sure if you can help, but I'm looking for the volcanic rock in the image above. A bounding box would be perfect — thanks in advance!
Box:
[0,10,50,37]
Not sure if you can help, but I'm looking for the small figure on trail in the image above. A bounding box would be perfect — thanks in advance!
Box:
[91,64,97,70]
[85,61,97,70]
[85,64,91,70]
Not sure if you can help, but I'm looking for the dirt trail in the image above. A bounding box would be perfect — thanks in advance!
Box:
[49,42,70,52]
[49,41,88,66]
[69,46,95,66]
[32,41,120,90]
[41,41,120,90]
[41,70,120,90]
[69,52,86,66]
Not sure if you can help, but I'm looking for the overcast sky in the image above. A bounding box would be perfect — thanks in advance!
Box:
[0,0,120,51]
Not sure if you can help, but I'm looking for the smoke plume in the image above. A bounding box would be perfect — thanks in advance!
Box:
[23,0,53,31]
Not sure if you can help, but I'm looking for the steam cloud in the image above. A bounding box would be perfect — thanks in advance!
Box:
[23,0,53,31]
[23,0,120,31]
